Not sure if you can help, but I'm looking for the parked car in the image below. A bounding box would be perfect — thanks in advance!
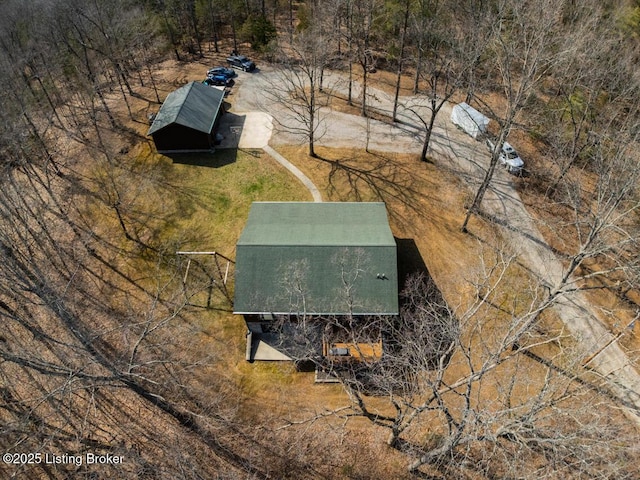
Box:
[226,54,256,72]
[207,66,236,79]
[203,74,234,87]
[486,138,525,175]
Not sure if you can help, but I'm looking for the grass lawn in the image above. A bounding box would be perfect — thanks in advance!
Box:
[155,147,312,254]
[81,142,315,386]
[152,145,312,337]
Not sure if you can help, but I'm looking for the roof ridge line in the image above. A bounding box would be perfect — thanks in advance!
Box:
[175,81,195,125]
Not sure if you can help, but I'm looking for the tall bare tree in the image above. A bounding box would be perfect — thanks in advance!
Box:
[349,0,384,117]
[267,27,334,157]
[404,0,486,161]
[461,0,565,232]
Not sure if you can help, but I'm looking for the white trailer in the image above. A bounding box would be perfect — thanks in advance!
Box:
[450,102,489,139]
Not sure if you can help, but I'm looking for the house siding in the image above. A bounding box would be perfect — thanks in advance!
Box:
[152,123,212,152]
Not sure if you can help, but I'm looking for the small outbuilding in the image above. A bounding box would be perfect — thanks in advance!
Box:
[148,82,225,153]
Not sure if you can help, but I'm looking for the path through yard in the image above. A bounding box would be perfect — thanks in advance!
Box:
[217,104,322,201]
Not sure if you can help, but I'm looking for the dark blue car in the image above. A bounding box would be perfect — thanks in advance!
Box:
[203,74,233,87]
[208,66,236,79]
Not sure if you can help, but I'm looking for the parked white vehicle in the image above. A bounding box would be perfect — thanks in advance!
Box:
[450,102,489,139]
[486,138,525,174]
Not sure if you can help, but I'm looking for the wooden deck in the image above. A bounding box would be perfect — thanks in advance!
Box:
[322,339,383,360]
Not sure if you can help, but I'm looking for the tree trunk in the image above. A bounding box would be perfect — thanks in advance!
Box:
[347,2,353,105]
[461,127,510,232]
[211,5,219,53]
[231,20,238,53]
[289,0,294,43]
[162,11,181,61]
[420,98,438,161]
[393,0,410,122]
[361,64,368,117]
[309,83,316,158]
[413,40,423,94]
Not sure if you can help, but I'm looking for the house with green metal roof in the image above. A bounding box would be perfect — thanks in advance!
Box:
[234,202,398,362]
[148,81,225,153]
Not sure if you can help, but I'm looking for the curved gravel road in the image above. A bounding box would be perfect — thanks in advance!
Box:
[228,66,640,420]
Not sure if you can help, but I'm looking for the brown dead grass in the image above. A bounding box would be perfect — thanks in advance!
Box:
[455,82,640,365]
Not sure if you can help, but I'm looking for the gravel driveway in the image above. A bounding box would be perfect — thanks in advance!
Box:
[228,66,640,419]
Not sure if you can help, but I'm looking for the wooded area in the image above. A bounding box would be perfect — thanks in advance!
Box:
[1,0,640,478]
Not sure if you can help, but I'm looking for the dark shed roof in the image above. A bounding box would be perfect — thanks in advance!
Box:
[148,82,224,136]
[234,202,398,315]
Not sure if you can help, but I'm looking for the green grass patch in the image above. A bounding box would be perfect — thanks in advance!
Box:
[147,148,310,255]
[77,145,312,357]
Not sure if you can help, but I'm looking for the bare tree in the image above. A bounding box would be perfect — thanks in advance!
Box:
[461,0,565,232]
[544,113,640,310]
[391,0,411,122]
[404,1,477,161]
[350,0,384,117]
[266,28,334,157]
[0,3,318,477]
[539,4,638,196]
[275,251,639,477]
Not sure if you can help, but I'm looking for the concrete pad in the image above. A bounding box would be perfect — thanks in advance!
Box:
[216,111,246,149]
[238,112,273,148]
[249,333,292,361]
[216,111,273,149]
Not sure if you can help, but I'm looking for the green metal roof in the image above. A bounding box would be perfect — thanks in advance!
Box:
[148,82,224,135]
[234,202,398,315]
[237,202,396,247]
